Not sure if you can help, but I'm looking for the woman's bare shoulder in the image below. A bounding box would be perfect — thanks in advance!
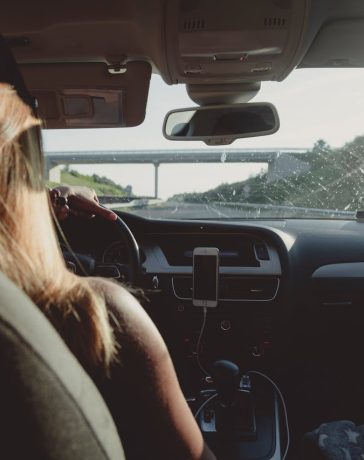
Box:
[86,277,167,358]
[86,281,208,460]
[87,277,138,309]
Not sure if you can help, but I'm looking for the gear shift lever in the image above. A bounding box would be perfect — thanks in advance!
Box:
[212,360,241,407]
[206,360,256,440]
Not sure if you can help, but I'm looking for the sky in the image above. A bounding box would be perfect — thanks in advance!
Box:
[42,68,364,199]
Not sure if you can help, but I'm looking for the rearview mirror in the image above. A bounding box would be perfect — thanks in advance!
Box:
[163,103,279,145]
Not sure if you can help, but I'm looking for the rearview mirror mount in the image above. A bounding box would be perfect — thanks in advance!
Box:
[163,102,279,145]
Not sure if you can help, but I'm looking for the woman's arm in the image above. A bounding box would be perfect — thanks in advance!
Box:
[48,185,117,221]
[90,278,216,460]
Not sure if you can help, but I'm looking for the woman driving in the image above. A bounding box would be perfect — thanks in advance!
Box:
[0,75,216,460]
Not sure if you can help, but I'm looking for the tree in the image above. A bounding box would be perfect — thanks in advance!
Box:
[176,135,364,212]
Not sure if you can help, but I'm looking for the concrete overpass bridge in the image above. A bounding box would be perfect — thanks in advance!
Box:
[44,148,308,198]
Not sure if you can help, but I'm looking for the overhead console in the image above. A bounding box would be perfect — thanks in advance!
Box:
[164,0,312,89]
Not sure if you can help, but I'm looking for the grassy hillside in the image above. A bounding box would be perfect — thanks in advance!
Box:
[47,169,130,197]
[174,137,364,212]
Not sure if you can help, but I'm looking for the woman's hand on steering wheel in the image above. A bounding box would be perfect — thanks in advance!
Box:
[49,185,117,222]
[50,185,140,284]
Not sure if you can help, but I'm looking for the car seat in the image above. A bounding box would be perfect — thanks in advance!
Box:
[0,271,125,460]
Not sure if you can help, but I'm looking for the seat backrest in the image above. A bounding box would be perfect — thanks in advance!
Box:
[0,271,125,460]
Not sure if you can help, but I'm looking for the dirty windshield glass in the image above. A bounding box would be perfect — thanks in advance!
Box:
[43,69,364,220]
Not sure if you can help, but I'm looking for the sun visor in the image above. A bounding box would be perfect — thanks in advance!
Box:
[300,19,364,68]
[19,61,151,129]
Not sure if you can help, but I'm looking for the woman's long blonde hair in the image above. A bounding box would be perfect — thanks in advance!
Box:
[0,83,116,373]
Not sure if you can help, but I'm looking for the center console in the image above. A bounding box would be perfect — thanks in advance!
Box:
[141,231,283,379]
[190,361,286,460]
[140,229,288,458]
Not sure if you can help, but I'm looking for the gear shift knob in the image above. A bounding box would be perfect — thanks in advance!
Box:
[212,360,241,407]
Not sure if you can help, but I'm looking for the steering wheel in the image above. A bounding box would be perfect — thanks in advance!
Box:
[110,215,141,285]
[60,214,141,285]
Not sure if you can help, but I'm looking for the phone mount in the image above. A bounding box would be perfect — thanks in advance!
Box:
[192,247,219,308]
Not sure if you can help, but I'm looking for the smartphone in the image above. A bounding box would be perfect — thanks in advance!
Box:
[192,247,219,307]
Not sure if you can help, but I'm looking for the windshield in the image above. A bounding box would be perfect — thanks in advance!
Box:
[43,68,364,220]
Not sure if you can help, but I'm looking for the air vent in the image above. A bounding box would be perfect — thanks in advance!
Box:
[172,276,279,302]
[264,17,286,28]
[220,277,279,301]
[183,18,206,32]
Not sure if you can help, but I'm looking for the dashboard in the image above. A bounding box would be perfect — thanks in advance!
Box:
[60,214,364,416]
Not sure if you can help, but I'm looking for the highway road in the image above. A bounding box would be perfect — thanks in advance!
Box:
[107,200,354,220]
